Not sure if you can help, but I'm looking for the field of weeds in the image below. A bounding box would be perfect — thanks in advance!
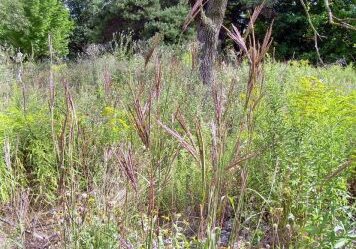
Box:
[0,46,355,248]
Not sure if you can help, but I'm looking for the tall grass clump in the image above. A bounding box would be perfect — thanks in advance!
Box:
[0,34,355,249]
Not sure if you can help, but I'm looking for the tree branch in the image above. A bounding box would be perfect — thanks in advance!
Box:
[324,0,356,31]
[299,0,324,64]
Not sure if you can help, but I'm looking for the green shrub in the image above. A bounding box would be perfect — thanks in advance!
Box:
[75,222,119,249]
[251,73,355,247]
[0,86,57,202]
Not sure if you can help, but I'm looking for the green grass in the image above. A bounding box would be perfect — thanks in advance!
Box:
[0,48,355,248]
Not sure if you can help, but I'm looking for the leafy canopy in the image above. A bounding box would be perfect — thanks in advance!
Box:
[0,0,73,57]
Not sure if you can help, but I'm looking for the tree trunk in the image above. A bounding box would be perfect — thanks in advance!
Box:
[198,0,228,85]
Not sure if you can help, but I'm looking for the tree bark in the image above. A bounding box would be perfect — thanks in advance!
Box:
[198,0,228,85]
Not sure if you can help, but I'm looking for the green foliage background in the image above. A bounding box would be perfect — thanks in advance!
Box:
[0,0,73,57]
[225,0,356,63]
[0,0,354,63]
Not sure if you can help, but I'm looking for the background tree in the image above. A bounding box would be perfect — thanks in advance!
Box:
[65,0,193,54]
[0,0,28,50]
[63,0,101,54]
[145,3,194,43]
[0,0,73,58]
[250,0,356,63]
[198,0,228,85]
[92,0,161,42]
[224,0,355,63]
[1,0,354,62]
[185,0,229,85]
